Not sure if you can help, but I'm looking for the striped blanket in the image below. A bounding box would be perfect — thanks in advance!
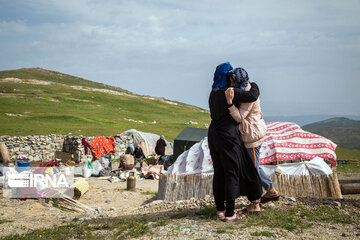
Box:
[259,122,337,166]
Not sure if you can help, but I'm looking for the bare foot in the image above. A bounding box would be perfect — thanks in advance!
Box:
[224,213,246,222]
[216,211,225,219]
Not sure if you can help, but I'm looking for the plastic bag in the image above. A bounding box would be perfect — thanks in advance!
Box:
[83,160,93,178]
[91,160,103,176]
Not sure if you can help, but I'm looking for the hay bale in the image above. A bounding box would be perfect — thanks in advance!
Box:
[158,174,213,201]
[270,173,342,199]
[158,172,343,201]
[0,142,11,165]
[71,178,89,199]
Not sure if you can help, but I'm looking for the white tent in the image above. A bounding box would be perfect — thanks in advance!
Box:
[119,129,173,156]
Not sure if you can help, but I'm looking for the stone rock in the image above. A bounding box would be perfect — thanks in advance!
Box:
[84,210,95,216]
[105,199,111,203]
[79,217,91,221]
[96,207,106,213]
[149,200,163,205]
[177,204,184,210]
[334,201,341,208]
[181,227,191,234]
[267,203,275,208]
[49,209,60,215]
[109,207,116,211]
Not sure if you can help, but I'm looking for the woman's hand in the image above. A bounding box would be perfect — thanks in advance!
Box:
[225,87,234,105]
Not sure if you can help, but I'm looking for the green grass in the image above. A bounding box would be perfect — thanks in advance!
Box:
[140,191,158,196]
[0,68,210,141]
[153,219,168,227]
[195,206,217,219]
[242,204,358,232]
[170,211,189,219]
[2,204,359,239]
[336,147,360,161]
[1,218,150,240]
[251,231,274,237]
[0,219,13,224]
[336,147,360,173]
[337,163,360,173]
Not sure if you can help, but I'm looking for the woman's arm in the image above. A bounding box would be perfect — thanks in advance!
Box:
[228,103,253,123]
[233,82,259,103]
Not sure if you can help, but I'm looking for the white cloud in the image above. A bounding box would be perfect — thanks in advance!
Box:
[0,0,359,116]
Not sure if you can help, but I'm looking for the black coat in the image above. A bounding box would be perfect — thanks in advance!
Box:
[208,83,263,202]
[155,139,167,156]
[133,147,145,159]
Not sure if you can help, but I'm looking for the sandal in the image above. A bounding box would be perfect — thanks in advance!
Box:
[260,195,280,204]
[241,208,260,215]
[223,212,246,223]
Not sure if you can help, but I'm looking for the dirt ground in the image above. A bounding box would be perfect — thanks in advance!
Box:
[0,168,359,239]
[0,176,159,237]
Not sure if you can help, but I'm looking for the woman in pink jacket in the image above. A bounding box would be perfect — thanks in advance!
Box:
[225,67,280,214]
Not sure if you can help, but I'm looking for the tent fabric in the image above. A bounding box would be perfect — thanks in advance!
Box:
[173,127,208,160]
[166,138,333,176]
[260,157,333,176]
[166,137,213,176]
[119,129,173,156]
[166,122,337,176]
[260,122,337,166]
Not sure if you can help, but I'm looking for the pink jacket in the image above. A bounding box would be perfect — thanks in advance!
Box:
[228,98,267,148]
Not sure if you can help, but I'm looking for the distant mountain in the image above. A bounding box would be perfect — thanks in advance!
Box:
[264,115,360,127]
[302,117,360,151]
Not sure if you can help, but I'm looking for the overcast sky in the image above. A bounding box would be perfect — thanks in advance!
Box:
[1,0,359,117]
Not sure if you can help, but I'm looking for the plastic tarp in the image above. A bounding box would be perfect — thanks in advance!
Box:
[166,137,213,176]
[166,137,333,176]
[119,129,173,156]
[260,157,333,176]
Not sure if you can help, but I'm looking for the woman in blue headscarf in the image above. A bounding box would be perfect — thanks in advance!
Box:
[208,62,263,222]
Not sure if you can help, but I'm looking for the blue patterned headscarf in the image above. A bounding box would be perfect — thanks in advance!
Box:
[228,67,249,90]
[212,62,233,91]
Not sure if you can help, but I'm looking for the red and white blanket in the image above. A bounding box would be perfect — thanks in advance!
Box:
[259,122,337,166]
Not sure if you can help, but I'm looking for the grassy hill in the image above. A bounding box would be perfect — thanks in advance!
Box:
[302,117,360,151]
[1,68,359,164]
[0,68,210,141]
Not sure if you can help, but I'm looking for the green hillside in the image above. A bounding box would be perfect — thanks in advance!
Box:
[336,147,360,173]
[0,68,210,141]
[302,117,360,151]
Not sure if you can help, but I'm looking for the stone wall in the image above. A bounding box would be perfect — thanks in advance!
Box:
[0,135,132,163]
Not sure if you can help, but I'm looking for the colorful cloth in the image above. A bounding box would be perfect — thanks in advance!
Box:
[82,138,91,155]
[228,67,249,90]
[86,136,115,160]
[212,62,233,91]
[141,165,164,180]
[259,122,337,166]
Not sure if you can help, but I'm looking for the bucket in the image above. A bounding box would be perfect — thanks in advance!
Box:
[16,160,30,173]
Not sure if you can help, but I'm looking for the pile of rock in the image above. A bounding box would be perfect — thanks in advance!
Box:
[0,134,131,163]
